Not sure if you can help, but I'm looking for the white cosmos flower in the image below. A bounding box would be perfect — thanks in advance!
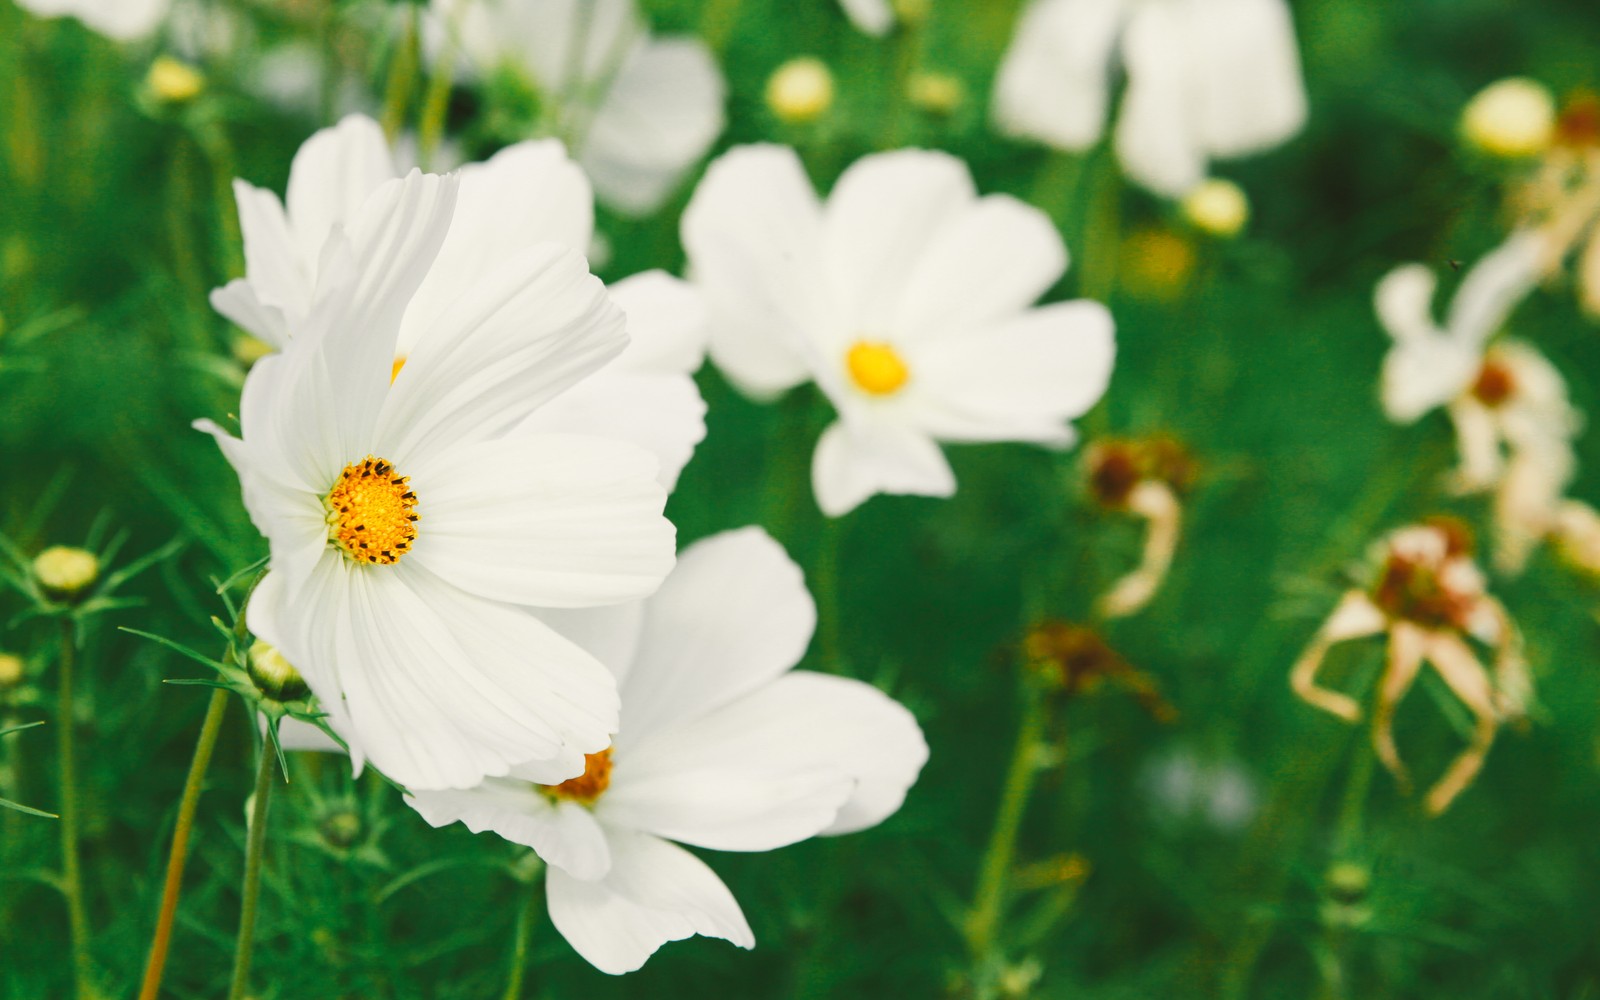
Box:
[428,0,726,216]
[837,0,894,36]
[681,145,1115,517]
[406,527,929,974]
[201,169,677,791]
[14,0,168,40]
[214,114,708,489]
[992,0,1307,196]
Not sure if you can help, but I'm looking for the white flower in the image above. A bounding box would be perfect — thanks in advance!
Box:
[14,0,168,40]
[682,145,1115,517]
[407,527,928,974]
[214,114,708,489]
[428,0,726,216]
[837,0,895,35]
[201,170,677,791]
[992,0,1307,197]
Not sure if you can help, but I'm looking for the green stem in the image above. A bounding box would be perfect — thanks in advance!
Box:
[698,0,745,55]
[1078,151,1123,303]
[1335,728,1377,854]
[417,36,457,171]
[501,872,545,1000]
[379,7,420,142]
[816,515,844,673]
[228,742,277,1000]
[57,618,91,1000]
[965,681,1050,965]
[137,687,230,1000]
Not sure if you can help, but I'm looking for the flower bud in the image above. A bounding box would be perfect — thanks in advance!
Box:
[148,56,205,104]
[1461,77,1555,158]
[32,546,99,602]
[0,651,23,689]
[907,72,963,116]
[319,809,362,850]
[248,640,308,703]
[766,57,834,124]
[1181,178,1249,238]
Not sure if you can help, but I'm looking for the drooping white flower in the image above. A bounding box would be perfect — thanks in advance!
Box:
[201,169,677,791]
[428,0,726,216]
[1376,234,1582,572]
[407,527,929,974]
[14,0,168,40]
[682,145,1115,517]
[992,0,1307,197]
[214,114,708,489]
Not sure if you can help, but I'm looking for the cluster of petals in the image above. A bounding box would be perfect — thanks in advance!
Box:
[1084,436,1193,618]
[682,145,1115,516]
[13,0,167,40]
[1291,523,1528,815]
[992,0,1307,196]
[406,527,929,974]
[1376,233,1583,572]
[203,143,684,790]
[427,0,725,216]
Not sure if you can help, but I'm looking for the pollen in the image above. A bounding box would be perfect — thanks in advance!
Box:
[540,748,613,805]
[323,456,419,566]
[846,340,910,396]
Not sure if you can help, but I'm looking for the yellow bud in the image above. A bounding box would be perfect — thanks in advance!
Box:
[248,640,308,702]
[0,652,24,689]
[1461,77,1555,158]
[148,56,205,104]
[1181,178,1249,239]
[766,57,834,124]
[907,72,963,116]
[1119,227,1196,300]
[32,546,99,601]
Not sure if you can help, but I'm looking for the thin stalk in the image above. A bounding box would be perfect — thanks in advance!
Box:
[137,688,230,1000]
[417,35,456,170]
[1078,153,1123,303]
[379,7,420,142]
[965,682,1050,963]
[501,873,545,1000]
[56,618,91,1000]
[1336,728,1377,853]
[815,514,844,673]
[227,743,276,1000]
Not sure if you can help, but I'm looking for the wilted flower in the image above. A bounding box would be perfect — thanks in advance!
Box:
[428,0,725,215]
[31,546,99,603]
[13,0,168,41]
[1461,77,1556,159]
[200,170,676,790]
[683,145,1115,516]
[1505,91,1600,317]
[767,57,834,124]
[1085,436,1194,618]
[1291,521,1528,815]
[407,528,928,973]
[1181,178,1249,238]
[992,0,1307,196]
[1023,621,1175,719]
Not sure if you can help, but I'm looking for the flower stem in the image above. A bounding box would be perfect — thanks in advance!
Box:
[227,741,277,1000]
[965,680,1050,965]
[501,873,545,1000]
[137,687,230,1000]
[380,6,420,142]
[816,514,844,672]
[699,0,744,55]
[56,618,91,1000]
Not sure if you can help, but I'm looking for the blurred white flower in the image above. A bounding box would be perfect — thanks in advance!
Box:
[1291,522,1528,815]
[1461,77,1556,159]
[683,145,1115,516]
[408,527,928,974]
[838,0,894,35]
[1141,748,1259,833]
[992,0,1307,197]
[199,170,677,791]
[14,0,168,41]
[428,0,726,216]
[214,114,709,488]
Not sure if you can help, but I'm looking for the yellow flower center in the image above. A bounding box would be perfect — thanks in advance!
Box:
[846,340,909,396]
[324,456,419,565]
[540,748,613,805]
[390,355,407,383]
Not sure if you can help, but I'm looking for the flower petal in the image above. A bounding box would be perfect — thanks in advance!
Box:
[837,0,893,35]
[608,270,710,374]
[521,368,707,491]
[811,419,956,517]
[284,114,396,266]
[407,782,612,880]
[546,831,752,975]
[1114,3,1205,196]
[1374,263,1439,345]
[992,0,1125,150]
[1445,230,1542,345]
[1189,0,1307,158]
[230,180,312,332]
[210,279,288,349]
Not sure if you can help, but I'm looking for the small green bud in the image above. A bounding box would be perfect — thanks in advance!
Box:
[248,640,308,702]
[32,546,99,602]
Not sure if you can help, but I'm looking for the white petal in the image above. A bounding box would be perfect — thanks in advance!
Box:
[1114,3,1206,197]
[812,420,956,517]
[408,431,675,609]
[579,37,727,216]
[903,299,1114,444]
[546,832,752,975]
[285,114,397,267]
[1189,0,1307,158]
[682,145,826,397]
[194,418,328,591]
[992,0,1124,150]
[607,270,710,374]
[1374,264,1440,345]
[520,368,707,491]
[535,602,649,690]
[1446,230,1542,345]
[253,558,620,791]
[837,0,893,35]
[1380,337,1481,424]
[399,139,595,352]
[824,150,976,337]
[22,0,169,39]
[230,180,312,329]
[210,279,288,349]
[406,782,612,879]
[375,243,627,464]
[894,195,1068,342]
[805,673,929,835]
[614,527,815,747]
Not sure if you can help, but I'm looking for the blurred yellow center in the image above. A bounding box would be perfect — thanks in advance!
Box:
[541,748,613,804]
[324,456,418,565]
[390,356,407,383]
[846,341,909,396]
